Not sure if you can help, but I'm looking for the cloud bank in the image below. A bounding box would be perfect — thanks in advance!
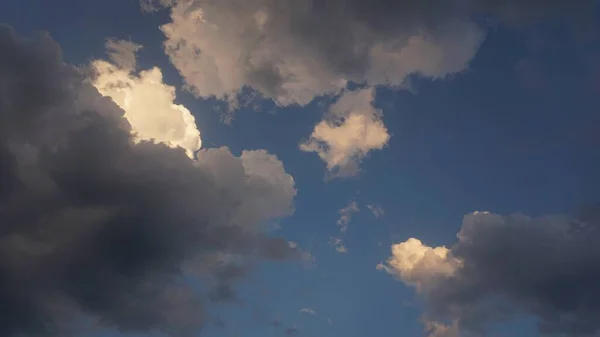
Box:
[0,25,297,337]
[380,210,600,336]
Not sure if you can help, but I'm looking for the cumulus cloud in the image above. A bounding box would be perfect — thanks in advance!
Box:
[150,0,489,108]
[379,210,600,336]
[300,88,389,177]
[0,25,297,337]
[91,39,202,158]
[150,0,595,105]
[146,0,595,172]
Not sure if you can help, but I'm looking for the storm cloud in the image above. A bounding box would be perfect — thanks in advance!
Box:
[0,25,297,337]
[380,210,600,336]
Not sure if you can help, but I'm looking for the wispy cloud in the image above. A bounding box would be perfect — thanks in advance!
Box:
[337,201,359,233]
[300,308,317,316]
[289,242,316,267]
[367,204,385,218]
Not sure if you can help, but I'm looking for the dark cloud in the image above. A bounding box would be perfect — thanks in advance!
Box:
[0,24,297,337]
[208,284,237,303]
[382,209,600,336]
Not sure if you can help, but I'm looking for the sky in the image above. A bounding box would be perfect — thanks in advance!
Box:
[0,1,599,337]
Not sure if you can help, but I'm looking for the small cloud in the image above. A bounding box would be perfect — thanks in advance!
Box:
[367,204,384,218]
[300,89,390,178]
[300,308,317,316]
[376,262,392,273]
[289,241,317,267]
[329,237,347,253]
[337,201,359,233]
[327,318,333,325]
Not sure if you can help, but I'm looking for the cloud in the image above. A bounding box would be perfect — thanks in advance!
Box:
[288,242,316,267]
[424,320,459,337]
[367,204,384,218]
[104,38,143,70]
[0,25,297,337]
[151,0,489,108]
[300,88,389,177]
[379,210,600,336]
[336,200,359,233]
[146,0,595,177]
[299,308,317,316]
[145,0,598,107]
[329,237,347,253]
[91,39,202,158]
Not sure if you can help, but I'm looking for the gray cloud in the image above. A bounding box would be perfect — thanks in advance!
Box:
[153,0,486,107]
[146,0,595,176]
[380,209,600,336]
[0,25,297,337]
[147,0,595,108]
[105,38,143,70]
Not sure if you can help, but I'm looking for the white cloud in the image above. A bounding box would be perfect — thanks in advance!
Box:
[336,201,359,233]
[378,237,461,292]
[299,308,317,316]
[91,40,202,158]
[329,237,347,253]
[300,88,389,177]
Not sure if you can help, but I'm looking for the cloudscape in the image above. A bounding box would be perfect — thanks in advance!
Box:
[0,1,598,337]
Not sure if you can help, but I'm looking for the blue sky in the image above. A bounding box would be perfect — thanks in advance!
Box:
[1,1,599,337]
